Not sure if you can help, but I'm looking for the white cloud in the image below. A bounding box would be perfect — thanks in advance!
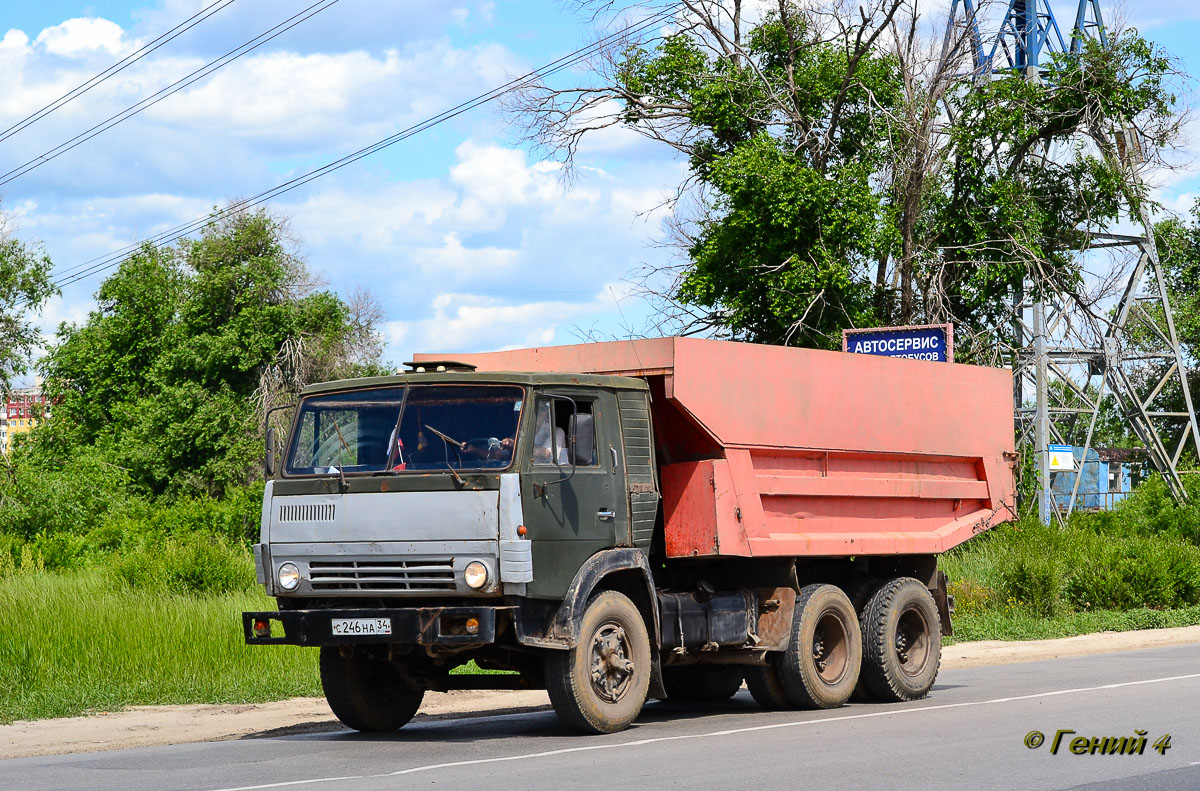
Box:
[23,133,682,362]
[1,29,30,49]
[34,17,128,58]
[397,288,622,352]
[1165,191,1197,214]
[414,232,519,275]
[450,140,563,206]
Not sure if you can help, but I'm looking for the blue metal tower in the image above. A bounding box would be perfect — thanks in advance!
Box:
[947,0,1109,76]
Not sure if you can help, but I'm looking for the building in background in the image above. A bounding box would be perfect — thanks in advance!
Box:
[1,379,49,455]
[1051,446,1146,512]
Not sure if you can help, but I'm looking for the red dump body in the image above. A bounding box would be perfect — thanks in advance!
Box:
[416,337,1015,559]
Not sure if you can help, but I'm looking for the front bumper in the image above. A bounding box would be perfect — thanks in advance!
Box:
[243,606,506,646]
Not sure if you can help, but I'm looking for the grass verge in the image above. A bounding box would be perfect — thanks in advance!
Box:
[0,569,319,724]
[947,604,1200,644]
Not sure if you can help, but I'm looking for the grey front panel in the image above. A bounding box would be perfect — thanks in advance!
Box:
[271,540,498,597]
[269,490,500,543]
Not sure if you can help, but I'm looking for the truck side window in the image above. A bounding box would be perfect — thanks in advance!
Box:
[532,398,597,467]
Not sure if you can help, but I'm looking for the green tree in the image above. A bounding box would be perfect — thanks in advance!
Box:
[511,2,1181,357]
[0,209,57,390]
[38,208,383,497]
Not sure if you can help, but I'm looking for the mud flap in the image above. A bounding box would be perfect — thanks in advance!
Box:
[932,569,953,637]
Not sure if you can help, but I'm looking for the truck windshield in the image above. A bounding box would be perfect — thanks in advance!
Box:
[284,385,524,476]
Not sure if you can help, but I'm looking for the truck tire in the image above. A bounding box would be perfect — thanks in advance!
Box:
[545,590,651,734]
[859,577,941,702]
[846,577,882,613]
[775,584,861,709]
[319,647,424,732]
[845,577,882,703]
[745,663,791,710]
[663,666,743,703]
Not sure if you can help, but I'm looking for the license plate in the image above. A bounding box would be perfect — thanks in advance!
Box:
[331,617,392,636]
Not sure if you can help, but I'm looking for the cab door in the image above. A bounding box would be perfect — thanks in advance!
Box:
[521,389,628,599]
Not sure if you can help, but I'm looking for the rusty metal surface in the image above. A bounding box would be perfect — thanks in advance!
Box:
[752,587,796,651]
[418,338,1016,559]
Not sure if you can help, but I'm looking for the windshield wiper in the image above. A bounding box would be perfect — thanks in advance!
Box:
[424,424,465,449]
[445,463,467,488]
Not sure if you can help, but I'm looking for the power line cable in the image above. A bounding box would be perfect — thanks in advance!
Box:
[47,29,653,288]
[0,0,240,145]
[39,5,677,297]
[47,3,671,282]
[0,0,340,188]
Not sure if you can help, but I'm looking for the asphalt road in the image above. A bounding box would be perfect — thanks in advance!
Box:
[5,643,1200,791]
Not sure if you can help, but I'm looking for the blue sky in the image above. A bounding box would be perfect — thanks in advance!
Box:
[1,0,1199,380]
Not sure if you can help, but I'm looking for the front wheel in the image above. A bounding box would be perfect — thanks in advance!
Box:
[320,647,424,732]
[545,590,651,734]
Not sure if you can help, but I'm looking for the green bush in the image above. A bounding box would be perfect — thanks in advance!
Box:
[111,533,255,595]
[999,555,1065,617]
[0,444,135,540]
[0,534,46,579]
[949,512,1200,619]
[97,484,264,550]
[1085,474,1200,544]
[1065,534,1200,610]
[0,460,264,576]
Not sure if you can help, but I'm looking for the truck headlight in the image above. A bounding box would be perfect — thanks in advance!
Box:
[277,562,301,591]
[463,561,489,590]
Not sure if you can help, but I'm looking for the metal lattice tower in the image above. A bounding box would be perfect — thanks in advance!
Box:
[946,0,1200,522]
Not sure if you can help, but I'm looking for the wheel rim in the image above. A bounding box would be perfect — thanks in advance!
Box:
[811,610,851,684]
[894,605,932,677]
[590,621,636,703]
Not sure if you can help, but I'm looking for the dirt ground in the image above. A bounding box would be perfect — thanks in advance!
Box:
[4,624,1199,760]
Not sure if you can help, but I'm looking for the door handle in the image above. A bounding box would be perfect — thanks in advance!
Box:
[597,509,616,520]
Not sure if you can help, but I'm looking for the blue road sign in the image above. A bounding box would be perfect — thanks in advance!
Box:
[843,324,953,362]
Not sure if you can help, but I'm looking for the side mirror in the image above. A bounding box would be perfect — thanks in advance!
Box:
[265,426,277,477]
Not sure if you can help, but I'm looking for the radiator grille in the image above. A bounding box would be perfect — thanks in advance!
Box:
[277,503,336,523]
[308,559,457,592]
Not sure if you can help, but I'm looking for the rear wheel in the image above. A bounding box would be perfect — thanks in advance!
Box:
[846,578,882,702]
[776,584,861,709]
[545,590,651,734]
[859,577,941,702]
[748,584,861,710]
[746,663,791,710]
[320,647,424,732]
[663,665,744,703]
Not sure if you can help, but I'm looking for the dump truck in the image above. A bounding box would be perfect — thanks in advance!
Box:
[243,337,1015,734]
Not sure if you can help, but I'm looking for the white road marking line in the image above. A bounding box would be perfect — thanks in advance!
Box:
[209,671,1200,791]
[211,778,363,791]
